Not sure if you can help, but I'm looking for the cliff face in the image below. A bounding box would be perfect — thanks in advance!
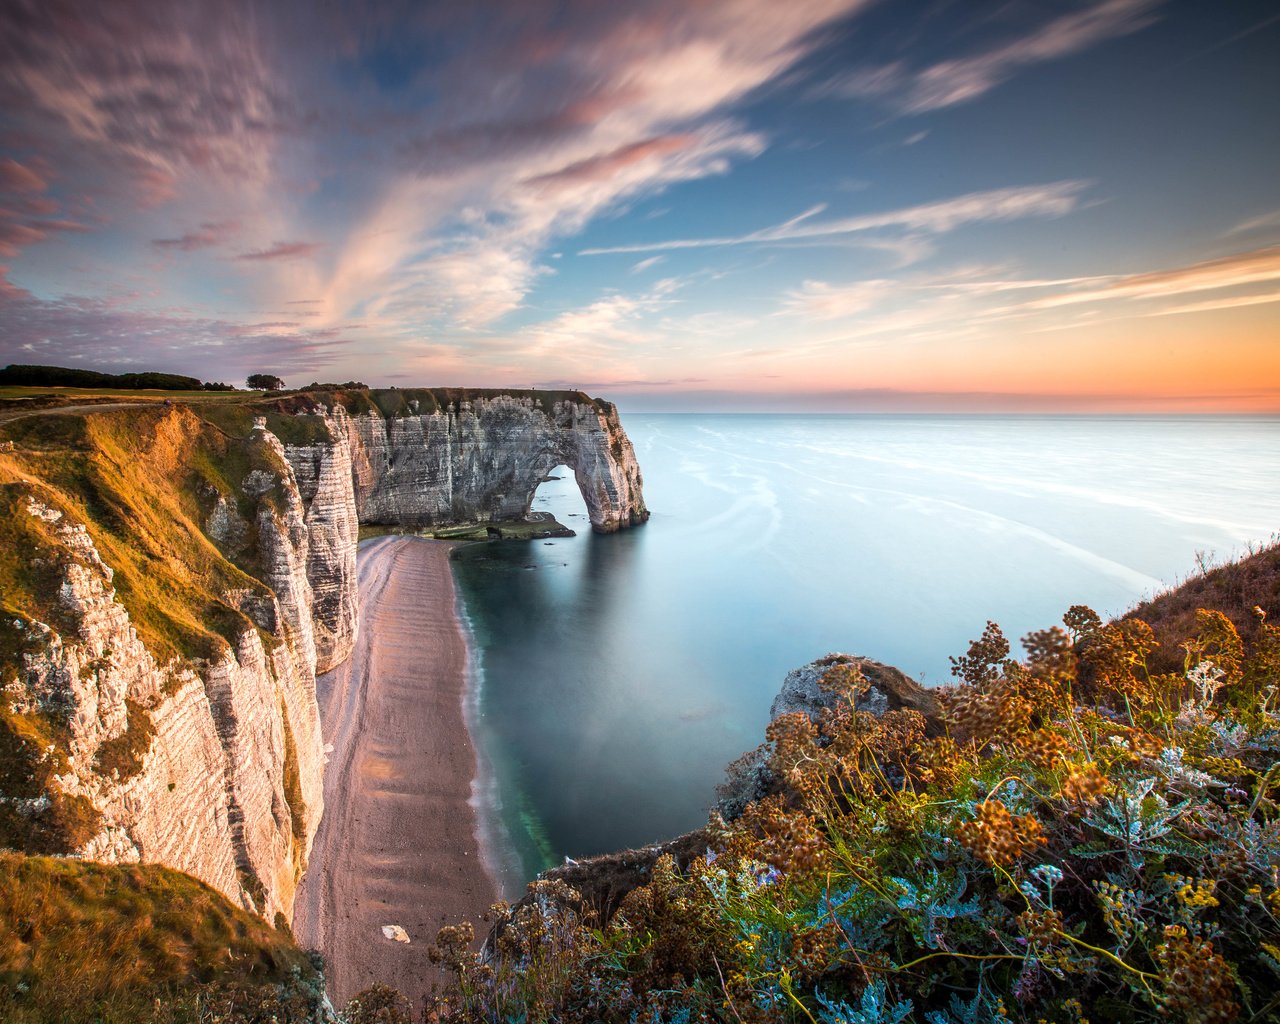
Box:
[285,393,647,537]
[0,388,646,924]
[10,495,322,923]
[276,392,646,668]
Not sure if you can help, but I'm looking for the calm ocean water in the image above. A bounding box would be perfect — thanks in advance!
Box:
[452,415,1280,892]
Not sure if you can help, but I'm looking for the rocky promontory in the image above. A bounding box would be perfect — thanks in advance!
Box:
[0,386,647,924]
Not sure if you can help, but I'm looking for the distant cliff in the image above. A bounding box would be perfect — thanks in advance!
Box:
[0,386,647,922]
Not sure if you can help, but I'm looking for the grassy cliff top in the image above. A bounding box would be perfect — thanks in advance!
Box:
[260,384,613,421]
[0,405,276,674]
[0,853,322,1024]
[1125,540,1280,672]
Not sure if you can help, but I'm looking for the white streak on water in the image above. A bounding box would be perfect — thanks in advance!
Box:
[457,596,523,902]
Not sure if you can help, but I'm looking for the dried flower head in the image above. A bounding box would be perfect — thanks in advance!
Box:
[956,800,1046,866]
[1153,925,1238,1024]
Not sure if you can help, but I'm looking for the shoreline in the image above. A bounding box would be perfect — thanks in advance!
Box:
[454,584,525,902]
[292,536,500,1008]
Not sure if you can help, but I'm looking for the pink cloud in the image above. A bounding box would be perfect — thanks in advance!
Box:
[0,159,48,194]
[236,241,323,262]
[0,212,93,258]
[524,135,696,189]
[152,220,240,251]
[0,0,291,203]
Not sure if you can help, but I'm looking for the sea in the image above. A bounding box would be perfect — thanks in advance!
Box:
[450,414,1280,894]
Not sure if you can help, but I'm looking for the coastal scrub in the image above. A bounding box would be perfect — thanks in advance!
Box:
[426,605,1280,1023]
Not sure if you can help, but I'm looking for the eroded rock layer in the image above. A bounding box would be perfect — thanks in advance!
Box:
[10,495,322,922]
[0,388,646,924]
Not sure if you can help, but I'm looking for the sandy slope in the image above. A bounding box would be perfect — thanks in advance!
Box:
[293,536,498,1008]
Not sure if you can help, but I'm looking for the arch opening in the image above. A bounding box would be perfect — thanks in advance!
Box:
[527,462,590,534]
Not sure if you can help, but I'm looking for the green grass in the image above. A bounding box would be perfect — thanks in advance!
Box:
[0,406,275,670]
[0,386,266,404]
[0,853,323,1023]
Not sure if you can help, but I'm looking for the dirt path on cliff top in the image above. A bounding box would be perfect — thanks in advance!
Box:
[0,401,154,424]
[293,536,498,1009]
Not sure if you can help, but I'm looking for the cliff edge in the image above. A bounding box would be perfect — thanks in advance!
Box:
[0,386,647,924]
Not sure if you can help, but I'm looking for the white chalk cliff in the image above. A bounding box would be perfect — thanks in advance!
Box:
[0,389,646,922]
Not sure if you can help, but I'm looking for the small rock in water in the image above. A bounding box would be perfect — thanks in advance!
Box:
[381,924,411,943]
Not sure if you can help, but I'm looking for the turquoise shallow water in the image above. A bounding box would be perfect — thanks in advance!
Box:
[451,414,1280,892]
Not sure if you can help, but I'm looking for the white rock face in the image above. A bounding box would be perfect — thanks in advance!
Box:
[312,394,648,534]
[283,407,360,674]
[4,390,646,925]
[277,394,647,672]
[12,475,324,921]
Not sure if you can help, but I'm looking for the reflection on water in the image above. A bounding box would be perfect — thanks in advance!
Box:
[452,414,1280,888]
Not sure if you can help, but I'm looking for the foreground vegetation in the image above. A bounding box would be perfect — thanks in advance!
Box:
[425,600,1280,1023]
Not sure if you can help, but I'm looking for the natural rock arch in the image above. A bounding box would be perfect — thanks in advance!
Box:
[307,392,648,534]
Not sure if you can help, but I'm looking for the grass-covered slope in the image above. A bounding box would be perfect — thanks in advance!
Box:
[0,405,283,854]
[0,853,324,1024]
[0,405,275,671]
[1127,541,1280,674]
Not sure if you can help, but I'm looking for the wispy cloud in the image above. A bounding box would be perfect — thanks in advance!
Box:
[0,153,94,259]
[1228,209,1280,236]
[0,159,49,194]
[0,0,289,198]
[822,0,1162,114]
[782,278,897,320]
[236,241,323,262]
[523,136,697,190]
[631,256,667,274]
[152,220,240,251]
[579,181,1089,256]
[1145,290,1280,316]
[1025,245,1280,308]
[780,246,1280,345]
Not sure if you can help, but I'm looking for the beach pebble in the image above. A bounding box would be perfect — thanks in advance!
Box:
[381,924,411,943]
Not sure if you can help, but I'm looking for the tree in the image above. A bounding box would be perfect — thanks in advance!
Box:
[247,374,286,391]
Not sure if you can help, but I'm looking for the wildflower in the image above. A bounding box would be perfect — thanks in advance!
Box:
[1153,925,1238,1024]
[1059,762,1108,805]
[1167,874,1220,910]
[956,800,1046,866]
[1095,881,1147,948]
[1018,728,1070,768]
[1015,907,1064,950]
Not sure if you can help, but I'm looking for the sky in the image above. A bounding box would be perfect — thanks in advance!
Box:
[0,0,1277,411]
